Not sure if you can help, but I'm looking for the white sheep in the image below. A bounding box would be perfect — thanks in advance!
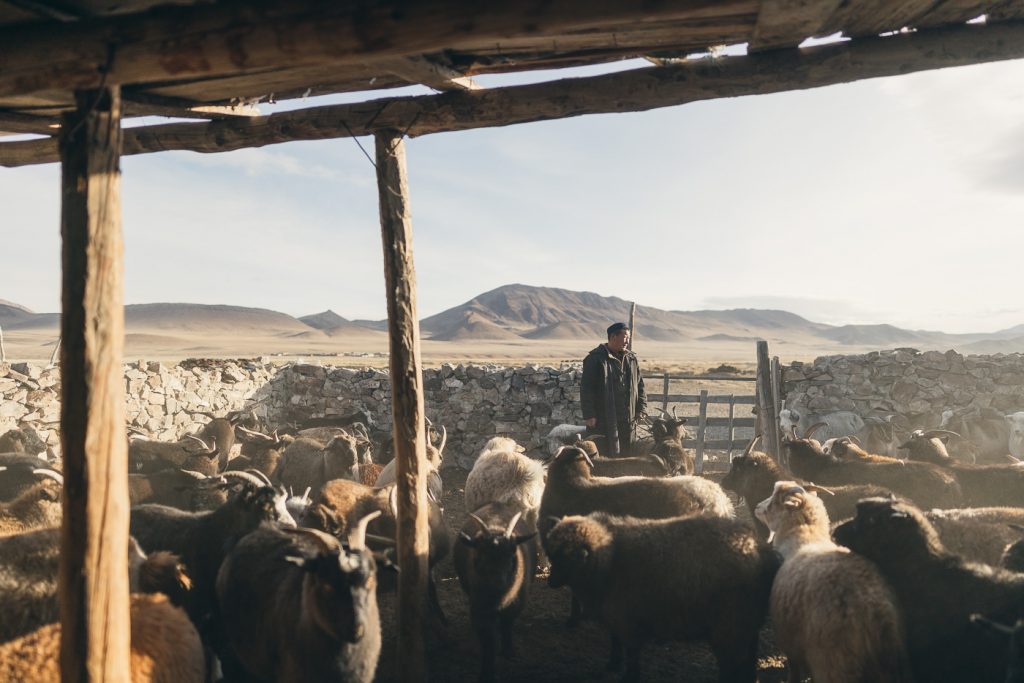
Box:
[544,424,586,456]
[756,481,913,683]
[465,437,545,525]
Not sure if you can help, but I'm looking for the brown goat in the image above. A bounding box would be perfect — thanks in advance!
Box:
[0,593,205,683]
[901,430,1024,507]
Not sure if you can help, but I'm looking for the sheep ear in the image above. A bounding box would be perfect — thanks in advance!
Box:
[783,495,803,509]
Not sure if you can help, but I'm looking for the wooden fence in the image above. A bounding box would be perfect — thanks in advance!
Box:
[642,342,785,473]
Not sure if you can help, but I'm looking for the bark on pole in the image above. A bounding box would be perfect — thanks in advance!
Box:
[57,85,130,683]
[375,129,429,682]
[628,301,636,351]
[755,340,780,460]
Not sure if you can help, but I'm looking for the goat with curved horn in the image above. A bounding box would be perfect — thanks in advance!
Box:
[348,510,383,552]
[32,468,63,484]
[245,468,274,487]
[803,422,828,439]
[504,511,524,539]
[185,433,217,454]
[220,471,267,489]
[281,525,343,555]
[921,429,962,440]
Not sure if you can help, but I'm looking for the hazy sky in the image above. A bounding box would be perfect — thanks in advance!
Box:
[3,51,1024,333]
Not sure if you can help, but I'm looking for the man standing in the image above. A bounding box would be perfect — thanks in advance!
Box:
[581,322,647,456]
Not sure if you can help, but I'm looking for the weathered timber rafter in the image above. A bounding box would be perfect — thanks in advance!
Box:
[121,89,260,120]
[0,0,731,99]
[0,110,58,135]
[381,55,482,91]
[3,20,1024,167]
[749,0,844,50]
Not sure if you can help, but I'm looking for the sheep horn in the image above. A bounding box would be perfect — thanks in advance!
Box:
[1008,523,1024,535]
[0,466,6,472]
[848,435,862,445]
[970,614,1015,635]
[654,407,672,419]
[32,468,63,484]
[468,513,490,534]
[237,425,274,442]
[388,485,398,517]
[504,511,524,539]
[348,510,383,551]
[219,471,266,488]
[921,429,962,440]
[579,450,595,469]
[281,526,342,555]
[803,483,835,497]
[365,533,396,547]
[245,468,273,487]
[803,422,827,439]
[301,486,311,503]
[743,435,761,456]
[437,426,447,455]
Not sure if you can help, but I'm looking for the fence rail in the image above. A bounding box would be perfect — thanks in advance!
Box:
[644,372,759,473]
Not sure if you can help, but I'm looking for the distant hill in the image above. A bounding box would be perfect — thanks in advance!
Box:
[299,310,349,330]
[4,286,1024,354]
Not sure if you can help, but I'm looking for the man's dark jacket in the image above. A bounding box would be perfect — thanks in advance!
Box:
[580,344,647,455]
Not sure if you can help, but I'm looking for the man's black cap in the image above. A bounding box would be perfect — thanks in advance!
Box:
[607,322,629,336]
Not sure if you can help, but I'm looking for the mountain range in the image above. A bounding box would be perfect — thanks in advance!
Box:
[4,284,1024,353]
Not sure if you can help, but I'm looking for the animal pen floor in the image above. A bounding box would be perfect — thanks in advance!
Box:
[374,468,789,683]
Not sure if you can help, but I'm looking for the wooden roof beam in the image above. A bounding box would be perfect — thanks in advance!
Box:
[0,0,723,99]
[0,110,59,135]
[121,90,261,120]
[381,56,481,92]
[3,20,1024,167]
[749,0,844,50]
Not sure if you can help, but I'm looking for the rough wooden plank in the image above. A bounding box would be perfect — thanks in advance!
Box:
[650,393,758,404]
[628,302,636,351]
[0,0,739,99]
[381,55,481,91]
[820,0,942,37]
[6,20,1024,166]
[121,90,260,119]
[683,438,753,449]
[695,389,709,474]
[755,341,779,460]
[750,0,844,50]
[0,110,58,135]
[58,85,130,683]
[770,356,784,463]
[375,129,428,683]
[674,416,757,428]
[727,395,736,458]
[661,374,669,413]
[914,0,1001,29]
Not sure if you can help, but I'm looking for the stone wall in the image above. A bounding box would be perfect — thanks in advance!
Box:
[782,349,1024,420]
[0,359,278,455]
[257,363,584,468]
[0,359,586,467]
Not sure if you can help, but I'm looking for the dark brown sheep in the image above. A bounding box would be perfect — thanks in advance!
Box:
[834,497,1024,683]
[784,425,962,509]
[454,503,538,683]
[0,471,62,535]
[720,445,895,541]
[216,518,382,683]
[901,429,1024,507]
[546,512,777,681]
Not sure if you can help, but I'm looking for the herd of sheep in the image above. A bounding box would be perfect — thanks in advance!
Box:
[3,399,1024,681]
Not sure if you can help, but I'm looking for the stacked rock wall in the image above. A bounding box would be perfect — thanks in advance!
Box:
[782,349,1024,420]
[1,359,585,467]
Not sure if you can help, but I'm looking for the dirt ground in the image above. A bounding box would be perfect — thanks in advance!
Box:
[374,468,790,683]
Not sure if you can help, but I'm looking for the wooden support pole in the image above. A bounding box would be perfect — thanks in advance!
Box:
[58,85,130,683]
[755,341,780,461]
[375,128,428,683]
[628,301,636,352]
[770,356,784,465]
[695,389,708,475]
[0,325,5,362]
[727,394,736,459]
[661,374,669,413]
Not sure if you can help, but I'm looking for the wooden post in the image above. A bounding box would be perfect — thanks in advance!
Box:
[0,325,5,362]
[770,356,784,465]
[58,85,130,683]
[375,129,428,683]
[755,341,780,460]
[695,389,708,474]
[727,394,736,459]
[628,301,636,351]
[661,374,669,413]
[49,336,62,368]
